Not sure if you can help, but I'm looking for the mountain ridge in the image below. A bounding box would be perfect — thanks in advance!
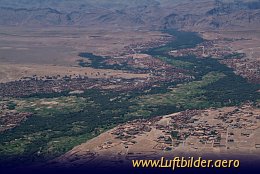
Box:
[0,0,259,30]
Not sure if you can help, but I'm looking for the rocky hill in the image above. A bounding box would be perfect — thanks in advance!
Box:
[163,0,260,30]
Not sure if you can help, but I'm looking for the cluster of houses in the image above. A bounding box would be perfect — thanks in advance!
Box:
[154,106,259,150]
[111,119,154,142]
[106,54,171,72]
[169,38,260,84]
[0,54,192,98]
[105,52,191,84]
[0,76,110,97]
[0,73,191,98]
[169,40,236,59]
[122,35,173,54]
[221,58,260,84]
[108,105,259,152]
[215,106,258,131]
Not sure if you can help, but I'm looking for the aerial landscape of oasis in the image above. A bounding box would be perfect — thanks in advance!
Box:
[0,0,260,172]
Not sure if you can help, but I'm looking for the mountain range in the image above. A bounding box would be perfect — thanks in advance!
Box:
[0,0,259,30]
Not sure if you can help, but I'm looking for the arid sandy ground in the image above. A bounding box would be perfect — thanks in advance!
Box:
[202,30,260,60]
[0,27,167,65]
[0,63,149,83]
[0,27,166,82]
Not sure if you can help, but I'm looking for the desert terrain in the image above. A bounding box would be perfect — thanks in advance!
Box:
[0,63,149,83]
[0,27,169,83]
[202,30,260,61]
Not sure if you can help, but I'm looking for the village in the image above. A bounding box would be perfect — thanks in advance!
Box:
[53,103,259,167]
[122,34,174,55]
[61,103,259,162]
[110,104,259,152]
[0,52,192,98]
[169,40,235,59]
[0,73,191,98]
[221,58,260,84]
[169,38,260,84]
